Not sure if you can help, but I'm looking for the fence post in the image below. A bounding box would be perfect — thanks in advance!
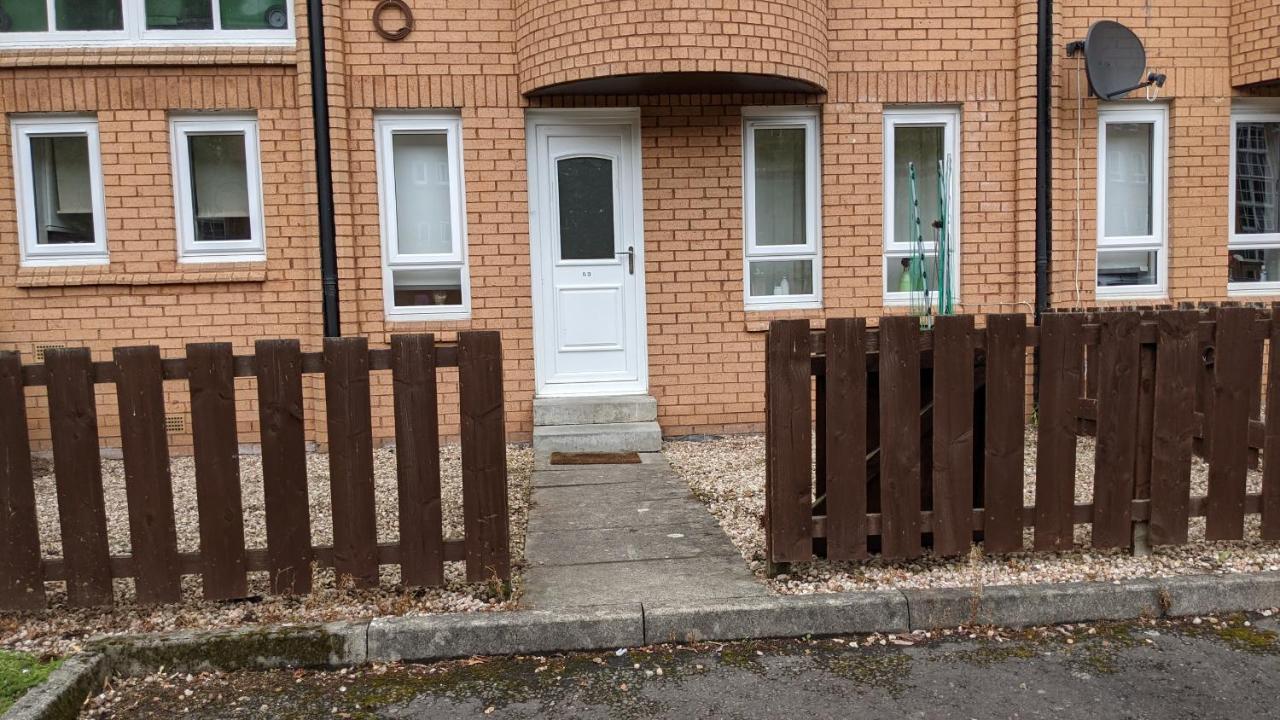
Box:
[0,351,44,610]
[765,319,812,569]
[391,333,444,587]
[256,339,313,595]
[459,331,510,586]
[324,337,380,588]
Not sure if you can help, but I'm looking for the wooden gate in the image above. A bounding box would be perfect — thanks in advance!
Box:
[0,332,509,610]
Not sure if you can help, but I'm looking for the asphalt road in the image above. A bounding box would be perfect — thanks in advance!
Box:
[82,616,1280,719]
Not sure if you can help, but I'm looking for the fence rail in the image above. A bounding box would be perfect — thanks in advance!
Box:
[0,332,509,611]
[765,308,1280,567]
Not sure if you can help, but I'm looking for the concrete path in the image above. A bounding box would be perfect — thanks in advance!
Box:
[520,453,765,609]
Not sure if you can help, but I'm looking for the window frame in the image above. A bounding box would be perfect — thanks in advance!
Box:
[1227,104,1280,296]
[741,105,822,311]
[1096,103,1168,300]
[881,106,962,306]
[0,0,294,48]
[170,114,266,263]
[374,112,471,322]
[11,115,109,267]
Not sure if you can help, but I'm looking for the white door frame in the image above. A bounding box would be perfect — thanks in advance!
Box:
[526,108,649,397]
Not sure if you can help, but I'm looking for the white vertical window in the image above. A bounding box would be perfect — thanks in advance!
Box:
[882,107,960,307]
[375,113,470,321]
[171,115,265,262]
[742,107,821,310]
[1228,105,1280,294]
[12,115,108,266]
[1096,104,1167,298]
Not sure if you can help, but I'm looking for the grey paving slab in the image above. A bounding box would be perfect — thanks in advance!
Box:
[521,457,763,610]
[523,555,766,608]
[524,524,741,566]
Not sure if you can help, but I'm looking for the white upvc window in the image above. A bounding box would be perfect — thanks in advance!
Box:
[11,115,108,267]
[170,114,266,262]
[1096,103,1168,299]
[0,0,293,48]
[1228,104,1280,295]
[742,106,821,310]
[375,112,470,321]
[882,107,960,307]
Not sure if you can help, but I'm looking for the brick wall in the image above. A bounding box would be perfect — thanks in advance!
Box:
[1232,0,1280,88]
[0,0,1271,449]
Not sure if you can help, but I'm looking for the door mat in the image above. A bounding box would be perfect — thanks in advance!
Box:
[549,451,642,465]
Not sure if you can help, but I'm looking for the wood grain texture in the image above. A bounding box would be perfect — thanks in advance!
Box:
[879,316,922,560]
[1033,313,1082,552]
[324,337,380,588]
[765,320,814,564]
[931,314,975,557]
[0,351,44,610]
[1206,307,1263,541]
[113,346,182,604]
[255,339,312,595]
[823,318,867,561]
[459,331,511,583]
[391,334,445,586]
[1092,313,1141,549]
[983,314,1026,554]
[1149,311,1198,545]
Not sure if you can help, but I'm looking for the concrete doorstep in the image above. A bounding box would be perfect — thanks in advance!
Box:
[9,571,1280,720]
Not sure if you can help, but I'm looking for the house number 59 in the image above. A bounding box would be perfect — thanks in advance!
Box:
[582,271,592,277]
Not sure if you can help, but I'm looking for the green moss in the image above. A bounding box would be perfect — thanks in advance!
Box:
[92,625,349,674]
[0,649,62,714]
[1211,623,1277,652]
[945,642,1038,666]
[819,650,913,697]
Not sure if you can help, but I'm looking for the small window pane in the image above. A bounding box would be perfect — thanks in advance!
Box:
[893,126,944,246]
[753,127,806,247]
[188,133,251,242]
[392,132,453,255]
[30,135,95,245]
[1235,122,1280,235]
[54,0,122,30]
[1104,122,1154,238]
[221,0,289,30]
[1229,248,1280,284]
[391,267,462,308]
[749,259,813,297]
[886,253,942,294]
[557,156,614,260]
[0,0,49,31]
[145,0,213,30]
[1098,250,1157,287]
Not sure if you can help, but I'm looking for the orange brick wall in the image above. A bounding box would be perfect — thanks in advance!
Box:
[1232,0,1280,87]
[0,0,1272,449]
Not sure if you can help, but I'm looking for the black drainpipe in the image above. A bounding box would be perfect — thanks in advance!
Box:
[307,0,341,338]
[1034,0,1052,320]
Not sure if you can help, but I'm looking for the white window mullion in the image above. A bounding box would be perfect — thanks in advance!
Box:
[882,107,961,306]
[1096,103,1168,299]
[375,113,471,321]
[742,106,821,310]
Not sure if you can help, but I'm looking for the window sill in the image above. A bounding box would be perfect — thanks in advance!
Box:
[16,263,268,288]
[0,45,297,69]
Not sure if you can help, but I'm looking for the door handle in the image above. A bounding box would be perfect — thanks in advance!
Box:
[617,246,635,274]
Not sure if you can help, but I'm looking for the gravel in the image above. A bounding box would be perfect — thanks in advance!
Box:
[663,430,1280,595]
[0,444,533,658]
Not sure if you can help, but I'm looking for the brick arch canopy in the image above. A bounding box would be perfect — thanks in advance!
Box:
[525,71,826,97]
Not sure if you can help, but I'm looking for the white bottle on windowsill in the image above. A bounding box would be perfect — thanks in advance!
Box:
[775,276,790,296]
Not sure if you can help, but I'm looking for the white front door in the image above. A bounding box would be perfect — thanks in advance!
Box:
[528,111,648,397]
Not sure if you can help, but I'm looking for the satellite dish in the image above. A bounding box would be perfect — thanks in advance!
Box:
[1067,20,1166,100]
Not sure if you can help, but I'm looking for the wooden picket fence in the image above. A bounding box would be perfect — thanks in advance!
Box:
[0,332,509,611]
[765,307,1280,566]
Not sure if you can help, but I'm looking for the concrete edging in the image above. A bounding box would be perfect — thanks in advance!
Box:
[8,571,1280,719]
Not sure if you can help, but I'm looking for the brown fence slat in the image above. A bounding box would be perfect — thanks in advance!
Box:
[0,351,44,610]
[1093,312,1142,549]
[1149,310,1199,545]
[113,346,182,604]
[931,314,975,557]
[824,318,867,561]
[1206,307,1263,540]
[983,314,1026,554]
[45,348,113,607]
[765,320,813,564]
[1033,313,1082,552]
[1265,305,1280,541]
[458,331,511,583]
[879,316,922,560]
[324,337,380,588]
[186,343,248,600]
[391,334,444,586]
[255,339,312,595]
